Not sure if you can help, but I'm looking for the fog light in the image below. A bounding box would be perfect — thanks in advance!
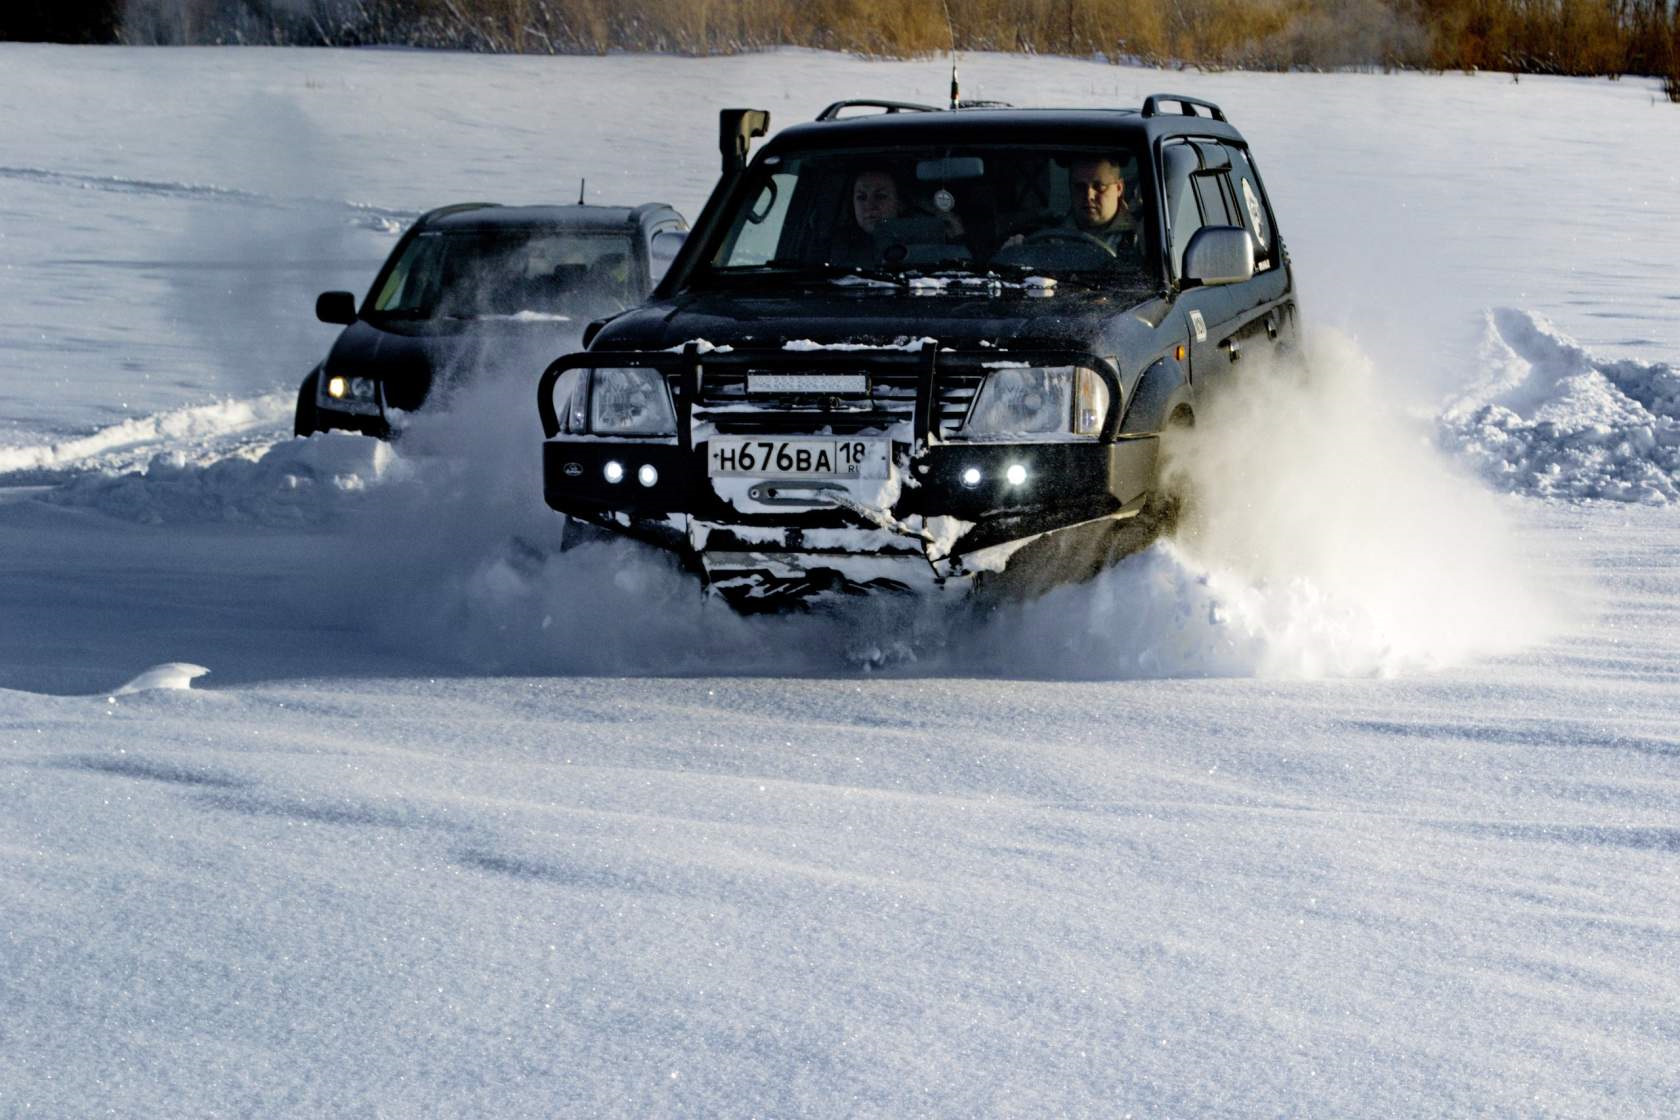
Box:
[1006,463,1027,486]
[603,460,625,484]
[960,466,982,488]
[637,463,658,487]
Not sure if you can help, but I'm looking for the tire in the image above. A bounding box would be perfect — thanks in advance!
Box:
[293,371,320,438]
[1147,407,1197,540]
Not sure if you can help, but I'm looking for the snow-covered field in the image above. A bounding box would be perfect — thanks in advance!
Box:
[3,45,1679,1116]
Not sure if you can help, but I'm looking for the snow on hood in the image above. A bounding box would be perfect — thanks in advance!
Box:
[1438,308,1680,504]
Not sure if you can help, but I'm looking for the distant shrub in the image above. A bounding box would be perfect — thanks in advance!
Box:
[1667,13,1680,101]
[62,0,1680,96]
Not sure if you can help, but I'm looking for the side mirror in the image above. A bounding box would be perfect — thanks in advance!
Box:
[316,291,357,325]
[1181,226,1255,288]
[648,229,688,285]
[719,108,770,176]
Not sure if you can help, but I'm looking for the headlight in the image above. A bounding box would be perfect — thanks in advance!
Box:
[587,367,676,436]
[962,365,1110,439]
[319,373,381,415]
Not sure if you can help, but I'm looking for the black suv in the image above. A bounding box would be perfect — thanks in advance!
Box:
[538,95,1295,607]
[297,202,687,438]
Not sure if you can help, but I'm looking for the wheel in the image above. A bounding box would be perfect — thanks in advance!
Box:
[1146,407,1197,540]
[293,370,320,438]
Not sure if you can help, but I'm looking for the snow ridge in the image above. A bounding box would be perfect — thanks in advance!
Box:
[41,431,407,527]
[1439,308,1680,504]
[0,393,293,479]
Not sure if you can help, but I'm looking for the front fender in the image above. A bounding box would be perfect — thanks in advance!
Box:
[1119,356,1193,435]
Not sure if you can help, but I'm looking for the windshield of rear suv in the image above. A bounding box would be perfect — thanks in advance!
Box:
[705,144,1155,283]
[368,229,639,320]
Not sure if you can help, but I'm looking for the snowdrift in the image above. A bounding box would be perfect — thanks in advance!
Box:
[1440,308,1680,504]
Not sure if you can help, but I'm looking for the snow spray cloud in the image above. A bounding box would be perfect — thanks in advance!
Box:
[335,327,1560,680]
[1164,331,1559,674]
[962,328,1564,679]
[335,346,978,676]
[1114,328,1554,677]
[164,94,389,400]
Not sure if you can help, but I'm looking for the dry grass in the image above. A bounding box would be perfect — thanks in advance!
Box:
[56,0,1680,96]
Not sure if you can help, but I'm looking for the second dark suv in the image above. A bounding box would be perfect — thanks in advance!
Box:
[538,94,1297,607]
[298,202,687,438]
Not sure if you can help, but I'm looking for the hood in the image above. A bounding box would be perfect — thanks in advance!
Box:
[590,282,1166,357]
[325,316,587,411]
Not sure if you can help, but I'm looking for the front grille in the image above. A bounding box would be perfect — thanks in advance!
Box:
[681,369,984,437]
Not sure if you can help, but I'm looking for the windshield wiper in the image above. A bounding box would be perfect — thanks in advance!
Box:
[708,262,910,289]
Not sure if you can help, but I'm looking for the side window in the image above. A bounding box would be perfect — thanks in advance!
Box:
[1191,142,1238,228]
[717,170,797,267]
[1192,172,1236,227]
[1162,142,1202,282]
[1161,141,1202,283]
[373,232,446,313]
[1223,145,1275,265]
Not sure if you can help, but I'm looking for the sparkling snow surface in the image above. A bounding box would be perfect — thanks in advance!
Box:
[2,45,1679,1117]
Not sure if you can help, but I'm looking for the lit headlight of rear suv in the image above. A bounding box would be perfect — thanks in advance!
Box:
[319,374,381,416]
[961,365,1110,439]
[550,366,677,436]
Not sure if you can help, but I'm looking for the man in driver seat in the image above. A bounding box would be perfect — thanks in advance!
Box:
[1002,155,1139,257]
[1066,155,1138,252]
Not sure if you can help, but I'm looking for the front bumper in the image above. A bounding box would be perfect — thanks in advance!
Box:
[538,344,1157,597]
[314,406,391,439]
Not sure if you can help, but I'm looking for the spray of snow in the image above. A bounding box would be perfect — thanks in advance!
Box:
[22,331,1577,679]
[972,329,1562,678]
[334,330,1560,679]
[1152,328,1559,674]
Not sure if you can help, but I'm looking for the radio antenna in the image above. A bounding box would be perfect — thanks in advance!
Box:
[577,177,586,205]
[943,0,959,109]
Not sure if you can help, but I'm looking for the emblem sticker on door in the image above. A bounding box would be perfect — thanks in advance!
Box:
[1189,310,1207,342]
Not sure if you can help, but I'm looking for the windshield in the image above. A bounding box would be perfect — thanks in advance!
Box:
[707,144,1154,283]
[369,229,639,320]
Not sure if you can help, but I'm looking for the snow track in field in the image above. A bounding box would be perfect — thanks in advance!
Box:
[0,165,415,232]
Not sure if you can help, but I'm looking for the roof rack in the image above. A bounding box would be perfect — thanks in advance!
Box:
[421,201,499,220]
[815,99,939,121]
[1141,93,1227,122]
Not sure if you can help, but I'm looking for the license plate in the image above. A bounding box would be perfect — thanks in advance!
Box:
[708,437,887,479]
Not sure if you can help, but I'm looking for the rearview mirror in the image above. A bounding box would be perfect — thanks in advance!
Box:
[916,156,985,182]
[1181,226,1255,287]
[316,291,357,325]
[648,229,688,283]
